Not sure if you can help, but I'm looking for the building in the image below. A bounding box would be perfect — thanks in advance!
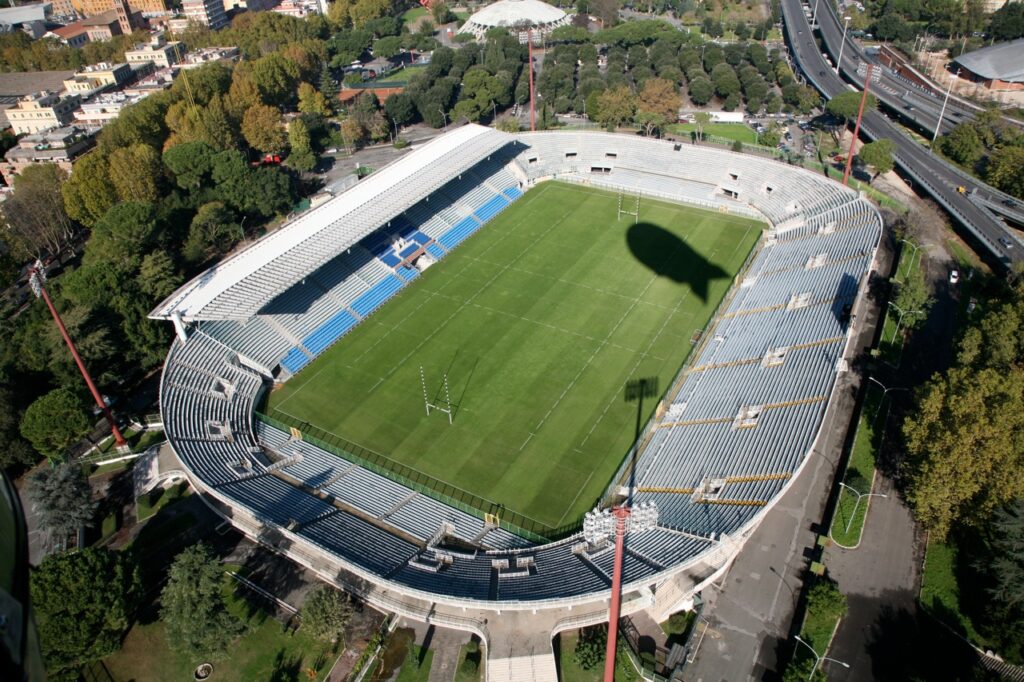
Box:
[0,4,53,39]
[7,91,81,135]
[80,10,123,39]
[62,62,134,95]
[271,0,318,18]
[223,0,278,12]
[953,38,1024,92]
[123,66,176,96]
[460,0,571,43]
[175,45,239,69]
[73,91,148,127]
[182,0,228,30]
[49,0,77,19]
[125,34,184,69]
[0,71,76,129]
[0,126,95,185]
[72,0,165,17]
[45,24,91,48]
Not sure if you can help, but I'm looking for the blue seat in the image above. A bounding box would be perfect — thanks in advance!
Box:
[351,275,404,317]
[438,217,481,250]
[281,347,309,373]
[380,252,401,267]
[474,195,509,222]
[399,266,419,280]
[427,243,445,259]
[301,311,358,355]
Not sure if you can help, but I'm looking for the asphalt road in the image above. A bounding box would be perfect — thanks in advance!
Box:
[781,0,1024,268]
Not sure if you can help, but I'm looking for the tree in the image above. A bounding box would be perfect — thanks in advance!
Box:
[574,624,607,670]
[138,251,181,301]
[185,201,238,263]
[989,1,1024,40]
[161,543,244,659]
[349,0,390,28]
[892,266,933,331]
[242,104,287,154]
[0,388,37,472]
[288,118,317,172]
[711,62,741,99]
[687,76,714,106]
[495,115,520,132]
[340,116,366,152]
[987,500,1024,607]
[250,53,300,106]
[941,123,985,166]
[163,141,217,190]
[20,389,90,462]
[692,111,711,140]
[857,138,894,181]
[32,548,141,680]
[3,163,76,260]
[28,462,96,537]
[635,77,680,136]
[84,201,159,270]
[904,366,1024,540]
[384,91,416,127]
[62,151,118,227]
[825,91,875,123]
[297,81,331,116]
[986,146,1024,199]
[108,143,163,202]
[595,86,637,130]
[301,585,355,642]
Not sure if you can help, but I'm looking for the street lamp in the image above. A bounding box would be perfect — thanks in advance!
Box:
[794,635,851,680]
[836,16,852,75]
[888,301,923,344]
[932,67,961,151]
[811,0,820,27]
[439,108,448,132]
[837,481,888,535]
[867,376,909,418]
[490,99,497,122]
[898,238,920,277]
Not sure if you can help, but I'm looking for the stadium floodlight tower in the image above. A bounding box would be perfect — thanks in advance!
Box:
[28,261,128,451]
[584,501,658,681]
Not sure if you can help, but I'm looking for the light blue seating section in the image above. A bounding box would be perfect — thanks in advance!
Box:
[438,217,483,250]
[280,347,309,374]
[398,265,419,281]
[427,243,446,259]
[474,195,509,222]
[302,310,358,355]
[351,275,404,318]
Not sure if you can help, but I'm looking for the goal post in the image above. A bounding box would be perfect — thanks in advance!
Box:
[617,192,640,224]
[420,365,454,424]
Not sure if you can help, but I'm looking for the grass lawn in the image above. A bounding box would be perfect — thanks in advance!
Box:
[789,580,846,677]
[401,6,427,24]
[878,239,922,367]
[669,122,758,144]
[266,182,761,532]
[127,510,197,555]
[136,481,190,521]
[830,386,886,547]
[453,643,483,682]
[374,64,426,85]
[103,568,334,682]
[394,645,433,682]
[920,538,989,647]
[556,632,640,682]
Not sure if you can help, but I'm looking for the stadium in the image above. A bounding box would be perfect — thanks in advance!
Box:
[151,125,881,678]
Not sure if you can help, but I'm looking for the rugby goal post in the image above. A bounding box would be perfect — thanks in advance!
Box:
[617,192,640,224]
[420,365,453,424]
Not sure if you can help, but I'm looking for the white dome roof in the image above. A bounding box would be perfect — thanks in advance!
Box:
[465,0,567,28]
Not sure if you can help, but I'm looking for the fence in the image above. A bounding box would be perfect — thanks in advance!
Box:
[256,411,584,542]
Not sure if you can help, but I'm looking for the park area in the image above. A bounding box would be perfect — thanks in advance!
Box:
[265,182,762,533]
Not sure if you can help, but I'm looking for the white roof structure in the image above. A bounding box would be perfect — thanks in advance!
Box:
[151,124,513,322]
[953,38,1024,83]
[461,0,571,42]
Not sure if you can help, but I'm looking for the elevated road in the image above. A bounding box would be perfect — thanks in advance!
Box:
[781,0,1024,267]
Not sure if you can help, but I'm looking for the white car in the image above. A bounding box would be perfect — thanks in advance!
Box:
[949,269,960,284]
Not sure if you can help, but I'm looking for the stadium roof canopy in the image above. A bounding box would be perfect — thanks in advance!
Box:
[953,38,1024,83]
[461,0,570,41]
[151,124,513,322]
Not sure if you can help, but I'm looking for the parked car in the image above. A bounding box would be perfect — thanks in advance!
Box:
[949,269,959,284]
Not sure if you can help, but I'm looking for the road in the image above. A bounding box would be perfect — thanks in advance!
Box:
[781,0,1024,268]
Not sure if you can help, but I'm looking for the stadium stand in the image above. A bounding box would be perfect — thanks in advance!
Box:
[153,127,880,618]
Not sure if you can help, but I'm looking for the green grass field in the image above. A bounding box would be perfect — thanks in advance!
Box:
[266,182,761,530]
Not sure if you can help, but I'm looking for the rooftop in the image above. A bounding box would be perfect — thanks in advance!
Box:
[953,38,1024,82]
[0,71,76,99]
[465,0,567,28]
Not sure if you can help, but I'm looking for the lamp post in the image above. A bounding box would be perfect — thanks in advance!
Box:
[794,635,851,681]
[239,214,247,244]
[28,262,127,451]
[836,16,852,75]
[888,301,923,343]
[867,376,910,418]
[897,239,920,278]
[811,0,820,27]
[490,99,497,122]
[439,108,448,133]
[837,481,888,534]
[932,67,961,151]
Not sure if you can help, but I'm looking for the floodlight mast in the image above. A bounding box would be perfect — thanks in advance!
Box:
[528,29,536,132]
[603,506,631,682]
[28,262,127,449]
